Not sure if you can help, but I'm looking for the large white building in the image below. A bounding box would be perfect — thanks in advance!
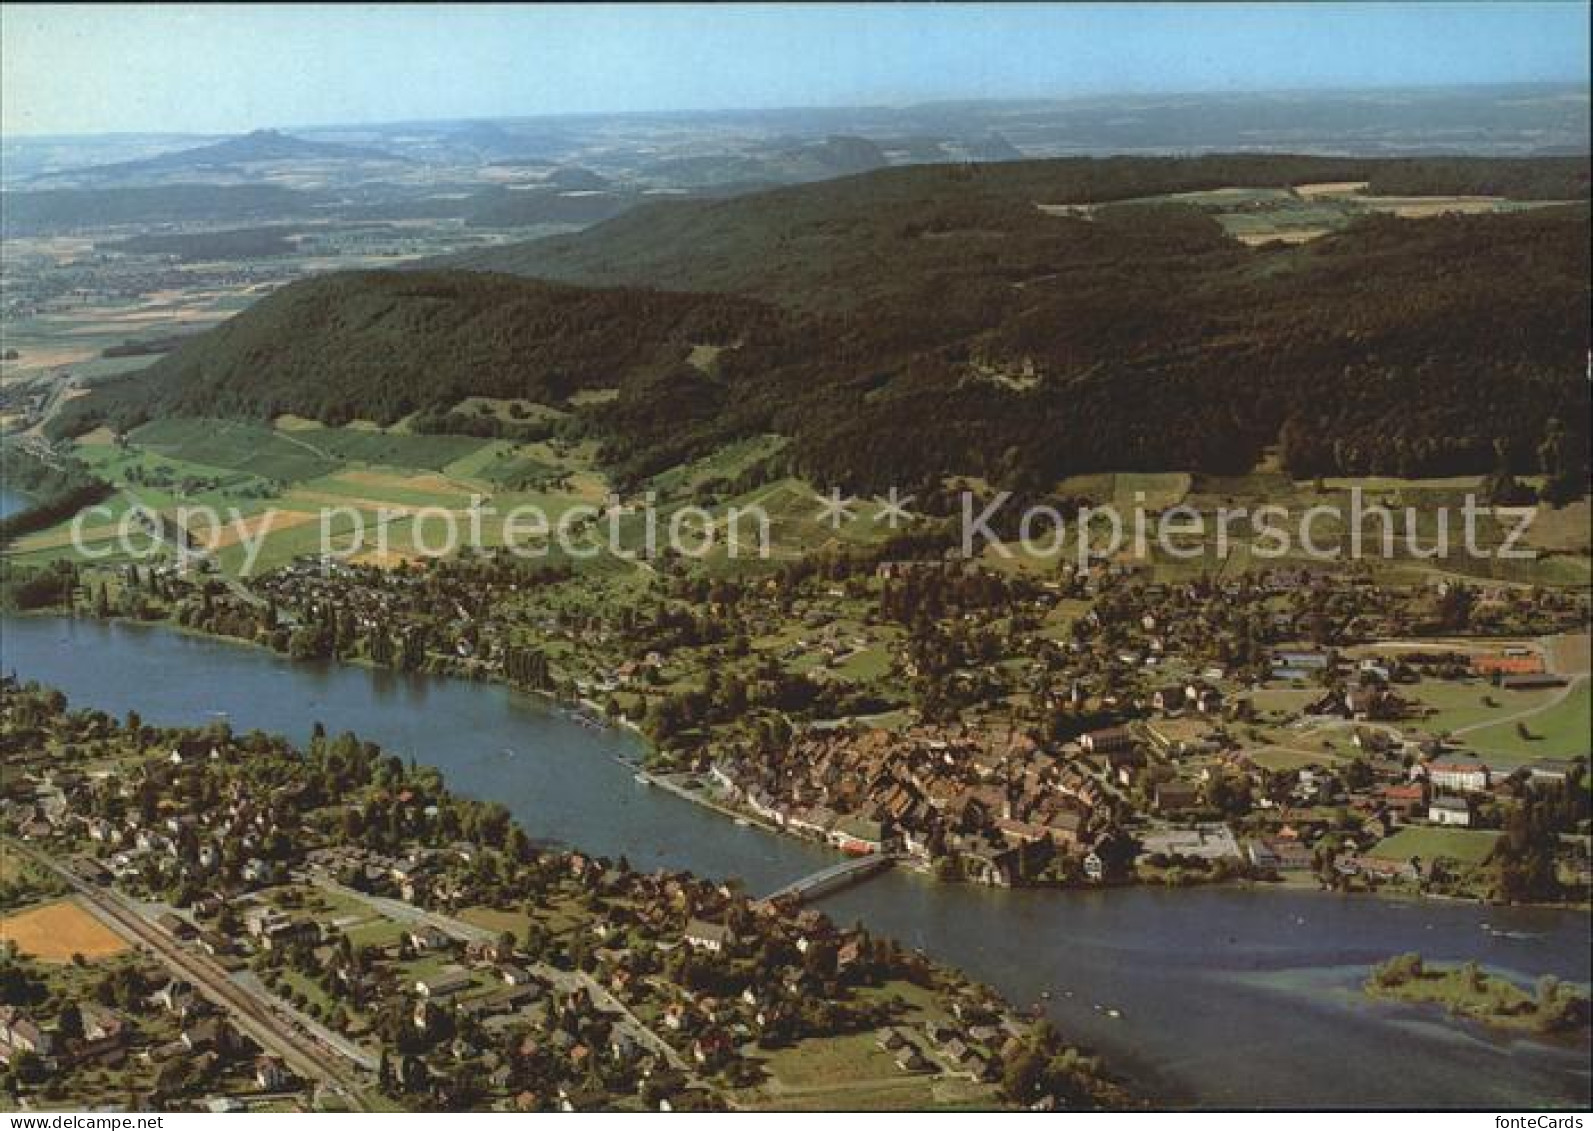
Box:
[1425,755,1490,794]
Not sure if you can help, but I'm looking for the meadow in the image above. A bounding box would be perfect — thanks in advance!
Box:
[1369,826,1502,867]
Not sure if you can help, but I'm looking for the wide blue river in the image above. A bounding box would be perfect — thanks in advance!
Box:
[3,614,1588,1108]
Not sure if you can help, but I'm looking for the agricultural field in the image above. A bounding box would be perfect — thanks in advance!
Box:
[976,464,1589,586]
[0,214,547,449]
[1042,182,1577,248]
[7,413,652,574]
[0,896,130,962]
[8,409,886,580]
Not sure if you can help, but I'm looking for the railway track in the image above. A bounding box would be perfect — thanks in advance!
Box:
[6,840,373,1110]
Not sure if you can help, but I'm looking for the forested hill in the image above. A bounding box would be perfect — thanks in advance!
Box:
[434,153,1591,311]
[57,270,775,429]
[55,156,1591,494]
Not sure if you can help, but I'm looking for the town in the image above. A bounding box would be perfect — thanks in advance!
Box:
[34,532,1591,907]
[0,679,1124,1111]
[2,4,1589,1115]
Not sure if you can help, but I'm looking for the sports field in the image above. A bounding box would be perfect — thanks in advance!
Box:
[0,897,129,962]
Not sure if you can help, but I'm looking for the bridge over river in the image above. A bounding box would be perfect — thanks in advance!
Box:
[764,852,895,904]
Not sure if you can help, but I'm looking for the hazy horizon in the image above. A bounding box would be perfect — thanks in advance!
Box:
[4,2,1589,138]
[3,78,1591,146]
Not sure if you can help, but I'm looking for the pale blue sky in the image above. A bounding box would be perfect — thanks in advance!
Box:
[2,2,1588,137]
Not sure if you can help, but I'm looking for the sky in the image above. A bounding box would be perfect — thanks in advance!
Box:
[2,2,1589,137]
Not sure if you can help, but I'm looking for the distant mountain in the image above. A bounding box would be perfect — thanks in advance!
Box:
[8,85,1587,191]
[437,153,1591,312]
[545,166,613,191]
[169,128,400,165]
[60,154,1589,493]
[460,184,634,228]
[956,133,1024,163]
[798,135,889,176]
[29,129,405,188]
[885,136,955,163]
[641,135,889,188]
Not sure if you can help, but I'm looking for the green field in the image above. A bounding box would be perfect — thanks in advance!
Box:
[753,1031,921,1089]
[7,404,1590,596]
[8,413,654,574]
[1405,680,1559,735]
[128,417,342,481]
[1463,681,1591,765]
[962,466,1588,587]
[1370,826,1501,866]
[286,427,487,471]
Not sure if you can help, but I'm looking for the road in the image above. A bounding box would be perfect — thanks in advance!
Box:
[1452,672,1588,739]
[112,482,267,607]
[308,870,695,1078]
[9,841,374,1110]
[20,376,80,439]
[307,872,495,944]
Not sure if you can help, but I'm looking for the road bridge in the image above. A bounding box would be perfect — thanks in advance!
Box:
[764,853,895,904]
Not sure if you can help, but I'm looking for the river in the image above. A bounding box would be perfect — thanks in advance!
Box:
[3,613,1588,1108]
[0,486,31,519]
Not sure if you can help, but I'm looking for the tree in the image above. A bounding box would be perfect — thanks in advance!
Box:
[1002,1043,1046,1102]
[1483,439,1533,505]
[1371,951,1424,987]
[1537,416,1590,508]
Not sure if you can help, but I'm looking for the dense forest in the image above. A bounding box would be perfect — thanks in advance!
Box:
[49,154,1592,493]
[441,153,1590,308]
[98,225,299,261]
[0,447,114,544]
[52,270,778,432]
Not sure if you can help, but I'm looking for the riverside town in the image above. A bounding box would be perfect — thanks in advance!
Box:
[1,1,1589,1121]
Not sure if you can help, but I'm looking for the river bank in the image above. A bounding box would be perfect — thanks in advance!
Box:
[9,605,1585,917]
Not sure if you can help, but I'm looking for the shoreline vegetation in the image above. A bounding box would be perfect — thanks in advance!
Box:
[0,447,114,546]
[1365,953,1591,1038]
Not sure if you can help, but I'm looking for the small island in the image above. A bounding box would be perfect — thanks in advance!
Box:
[1365,953,1590,1037]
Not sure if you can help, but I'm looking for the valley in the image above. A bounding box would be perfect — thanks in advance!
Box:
[0,53,1589,1115]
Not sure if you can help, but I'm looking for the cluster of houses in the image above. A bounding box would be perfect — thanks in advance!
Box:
[700,614,1586,894]
[291,847,1026,1106]
[3,740,302,897]
[0,988,295,1101]
[2,678,1043,1111]
[710,722,1128,886]
[876,1006,1031,1083]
